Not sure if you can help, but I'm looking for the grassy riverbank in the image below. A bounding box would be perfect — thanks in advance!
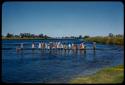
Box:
[70,65,124,84]
[84,36,124,45]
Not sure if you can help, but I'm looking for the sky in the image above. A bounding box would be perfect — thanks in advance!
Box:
[2,1,124,37]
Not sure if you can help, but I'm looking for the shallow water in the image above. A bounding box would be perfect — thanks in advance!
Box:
[2,40,124,83]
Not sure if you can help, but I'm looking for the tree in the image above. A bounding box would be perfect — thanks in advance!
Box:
[116,34,123,37]
[79,35,82,39]
[15,35,19,38]
[109,33,114,37]
[83,35,90,39]
[20,33,24,38]
[39,33,43,38]
[44,35,49,39]
[6,33,13,38]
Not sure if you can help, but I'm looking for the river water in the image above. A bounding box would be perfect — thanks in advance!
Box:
[2,39,124,83]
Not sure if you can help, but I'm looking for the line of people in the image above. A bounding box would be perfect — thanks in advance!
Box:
[32,42,86,50]
[16,42,96,51]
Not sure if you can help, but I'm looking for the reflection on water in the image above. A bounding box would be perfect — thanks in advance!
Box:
[16,49,97,65]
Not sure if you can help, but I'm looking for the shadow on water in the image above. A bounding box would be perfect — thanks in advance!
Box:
[93,50,96,62]
[32,49,35,57]
[80,50,87,57]
[20,49,24,60]
[16,48,97,64]
[15,49,24,64]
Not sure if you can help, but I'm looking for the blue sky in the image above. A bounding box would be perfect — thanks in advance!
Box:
[2,2,124,37]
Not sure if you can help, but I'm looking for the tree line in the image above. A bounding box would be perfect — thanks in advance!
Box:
[3,33,83,39]
[3,33,50,39]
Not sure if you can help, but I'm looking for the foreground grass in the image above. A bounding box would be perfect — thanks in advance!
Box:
[70,65,124,84]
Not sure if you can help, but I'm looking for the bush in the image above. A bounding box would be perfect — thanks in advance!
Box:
[84,36,124,45]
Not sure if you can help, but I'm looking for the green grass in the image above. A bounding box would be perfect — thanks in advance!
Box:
[70,65,124,84]
[84,36,124,45]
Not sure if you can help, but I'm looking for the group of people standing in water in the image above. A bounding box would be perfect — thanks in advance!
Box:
[32,42,86,50]
[16,41,96,52]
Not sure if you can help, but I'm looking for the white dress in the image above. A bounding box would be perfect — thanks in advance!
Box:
[60,44,63,49]
[47,44,50,49]
[57,43,59,49]
[21,43,23,48]
[68,44,71,49]
[38,43,41,48]
[32,43,35,48]
[81,43,84,49]
[45,43,48,49]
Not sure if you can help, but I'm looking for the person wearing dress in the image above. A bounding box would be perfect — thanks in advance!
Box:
[71,43,74,50]
[80,42,84,50]
[61,43,63,49]
[41,42,44,49]
[63,43,67,50]
[43,42,45,49]
[57,42,60,49]
[45,43,48,50]
[68,43,71,49]
[38,42,41,49]
[21,43,23,49]
[49,42,53,50]
[47,43,50,50]
[32,42,35,49]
